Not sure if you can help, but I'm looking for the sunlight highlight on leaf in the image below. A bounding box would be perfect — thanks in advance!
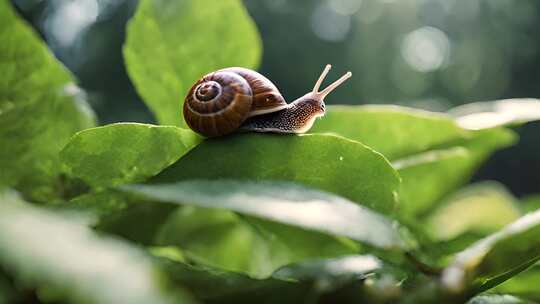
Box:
[155,206,358,278]
[122,180,407,250]
[449,98,540,130]
[442,209,540,294]
[426,182,522,241]
[273,254,381,283]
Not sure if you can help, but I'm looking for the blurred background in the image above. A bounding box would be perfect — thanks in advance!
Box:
[12,0,540,197]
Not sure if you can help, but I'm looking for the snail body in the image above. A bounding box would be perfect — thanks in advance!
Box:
[183,64,351,137]
[240,96,325,134]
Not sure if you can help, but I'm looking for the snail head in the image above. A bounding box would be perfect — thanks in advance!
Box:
[294,64,352,117]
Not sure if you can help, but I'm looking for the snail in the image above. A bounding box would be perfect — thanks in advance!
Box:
[183,64,351,137]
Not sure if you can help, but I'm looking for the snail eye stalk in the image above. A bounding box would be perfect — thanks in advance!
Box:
[311,64,352,101]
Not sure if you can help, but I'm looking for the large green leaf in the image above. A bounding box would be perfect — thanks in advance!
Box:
[442,209,540,296]
[310,105,470,160]
[124,0,261,126]
[60,123,201,187]
[154,206,359,278]
[449,98,540,130]
[121,180,408,278]
[150,133,400,214]
[308,105,516,218]
[425,182,521,241]
[121,180,406,250]
[153,249,311,303]
[0,191,192,304]
[0,1,95,200]
[394,128,517,217]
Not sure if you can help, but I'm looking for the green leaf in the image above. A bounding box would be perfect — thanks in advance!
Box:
[494,265,540,301]
[67,190,131,222]
[0,1,96,200]
[394,128,517,217]
[273,255,382,293]
[425,182,522,241]
[99,201,178,246]
[449,98,540,130]
[310,105,470,160]
[154,253,310,302]
[58,190,179,245]
[467,294,536,304]
[151,133,400,214]
[62,190,178,245]
[124,0,261,126]
[155,206,358,278]
[441,209,540,295]
[60,123,201,187]
[430,232,489,266]
[0,190,192,304]
[121,180,407,250]
[395,147,473,217]
[60,188,176,245]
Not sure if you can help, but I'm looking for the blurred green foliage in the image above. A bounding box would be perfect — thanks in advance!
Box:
[0,0,95,202]
[0,191,192,304]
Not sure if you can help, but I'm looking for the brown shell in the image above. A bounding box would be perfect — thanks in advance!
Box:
[219,67,287,116]
[183,71,253,137]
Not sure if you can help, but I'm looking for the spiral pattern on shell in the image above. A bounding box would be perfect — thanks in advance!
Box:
[183,71,253,137]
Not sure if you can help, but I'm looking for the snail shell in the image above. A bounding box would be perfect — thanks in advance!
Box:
[183,68,288,137]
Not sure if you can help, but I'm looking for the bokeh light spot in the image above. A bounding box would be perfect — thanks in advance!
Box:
[401,26,450,72]
[45,0,98,48]
[311,2,351,42]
